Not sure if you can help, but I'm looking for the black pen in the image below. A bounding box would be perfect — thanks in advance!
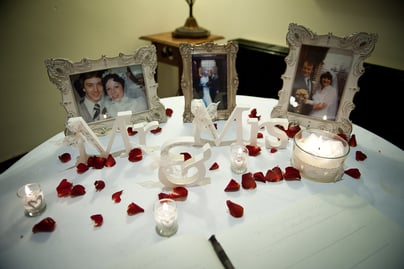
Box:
[209,235,235,269]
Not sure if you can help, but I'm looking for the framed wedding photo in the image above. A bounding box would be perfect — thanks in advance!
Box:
[179,41,238,122]
[45,45,167,135]
[271,23,377,136]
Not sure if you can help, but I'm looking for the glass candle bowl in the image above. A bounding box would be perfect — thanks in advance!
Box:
[230,144,249,174]
[154,198,178,237]
[292,129,350,182]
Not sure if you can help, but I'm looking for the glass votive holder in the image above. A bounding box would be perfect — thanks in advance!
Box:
[292,129,350,183]
[230,144,249,174]
[16,183,46,217]
[154,198,178,237]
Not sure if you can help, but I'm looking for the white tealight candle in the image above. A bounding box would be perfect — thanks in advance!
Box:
[16,183,46,217]
[230,144,249,174]
[154,198,178,237]
[292,129,349,182]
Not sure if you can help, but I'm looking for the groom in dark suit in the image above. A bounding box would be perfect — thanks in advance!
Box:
[289,59,315,115]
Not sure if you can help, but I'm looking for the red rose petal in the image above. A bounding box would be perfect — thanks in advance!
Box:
[150,126,162,134]
[127,202,145,216]
[127,127,138,136]
[209,162,219,170]
[245,144,261,156]
[58,153,71,163]
[93,156,106,169]
[128,148,142,162]
[112,190,123,203]
[87,156,95,167]
[90,214,103,227]
[94,180,105,191]
[165,108,173,117]
[344,168,361,179]
[348,134,357,147]
[226,200,244,218]
[265,166,283,182]
[257,132,263,138]
[76,162,89,174]
[158,187,188,201]
[32,217,56,233]
[70,184,86,197]
[241,172,257,189]
[224,179,240,192]
[181,152,192,161]
[355,150,367,161]
[283,166,301,181]
[104,154,116,167]
[253,171,266,182]
[270,148,277,154]
[56,178,73,197]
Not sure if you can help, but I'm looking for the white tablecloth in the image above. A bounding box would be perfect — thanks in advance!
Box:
[1,96,403,269]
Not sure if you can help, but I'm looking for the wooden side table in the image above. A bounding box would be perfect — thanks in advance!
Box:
[140,32,224,96]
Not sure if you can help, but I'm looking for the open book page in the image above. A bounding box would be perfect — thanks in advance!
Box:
[117,186,404,268]
[124,233,224,269]
[217,186,404,269]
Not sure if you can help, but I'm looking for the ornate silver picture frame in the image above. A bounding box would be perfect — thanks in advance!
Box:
[271,23,377,136]
[180,41,238,122]
[45,45,167,135]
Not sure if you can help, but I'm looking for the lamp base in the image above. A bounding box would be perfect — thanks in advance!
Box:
[172,17,210,38]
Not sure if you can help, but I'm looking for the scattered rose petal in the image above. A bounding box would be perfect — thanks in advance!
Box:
[226,200,244,218]
[181,152,192,161]
[248,108,261,120]
[224,179,240,192]
[253,172,266,182]
[286,124,301,138]
[165,108,173,117]
[90,214,103,227]
[355,150,367,161]
[70,185,86,197]
[127,127,138,136]
[265,166,283,182]
[209,162,219,170]
[127,202,145,216]
[112,190,123,203]
[245,144,261,156]
[348,134,357,147]
[87,156,95,167]
[128,148,142,162]
[241,172,257,189]
[92,156,106,169]
[58,153,71,163]
[270,148,277,153]
[338,133,348,141]
[104,154,116,167]
[76,162,89,174]
[344,168,361,179]
[32,217,56,233]
[94,180,105,191]
[257,132,263,138]
[150,126,162,134]
[56,178,73,197]
[283,166,301,181]
[158,186,188,201]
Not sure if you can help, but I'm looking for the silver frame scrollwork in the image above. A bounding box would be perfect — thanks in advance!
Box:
[180,41,238,123]
[271,23,377,136]
[45,45,167,135]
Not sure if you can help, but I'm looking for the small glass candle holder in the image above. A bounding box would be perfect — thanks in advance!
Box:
[154,198,178,237]
[230,144,249,174]
[16,183,46,217]
[292,129,350,182]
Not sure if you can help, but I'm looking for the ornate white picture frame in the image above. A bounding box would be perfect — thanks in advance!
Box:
[45,45,167,135]
[179,41,238,123]
[271,23,377,136]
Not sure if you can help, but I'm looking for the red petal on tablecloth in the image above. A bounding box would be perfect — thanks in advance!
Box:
[112,190,123,203]
[242,172,257,189]
[226,200,244,218]
[209,162,219,170]
[32,217,56,233]
[344,168,361,179]
[127,202,145,216]
[94,180,105,191]
[90,214,103,227]
[56,178,73,197]
[224,179,240,192]
[58,153,71,163]
[355,150,367,161]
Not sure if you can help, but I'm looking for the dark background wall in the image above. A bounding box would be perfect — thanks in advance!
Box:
[234,39,403,150]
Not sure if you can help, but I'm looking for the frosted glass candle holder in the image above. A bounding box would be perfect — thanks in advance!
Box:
[230,144,249,174]
[292,129,350,182]
[154,198,178,237]
[17,183,46,217]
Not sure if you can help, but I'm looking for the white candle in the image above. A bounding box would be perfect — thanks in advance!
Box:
[154,199,178,237]
[17,183,46,217]
[292,129,349,182]
[230,144,248,174]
